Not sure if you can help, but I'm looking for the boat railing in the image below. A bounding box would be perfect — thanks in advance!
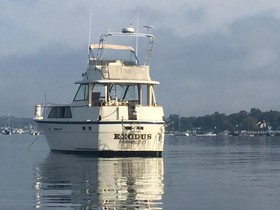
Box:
[89,59,137,67]
[34,102,130,121]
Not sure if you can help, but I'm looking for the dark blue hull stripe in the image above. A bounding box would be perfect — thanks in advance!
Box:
[51,150,162,157]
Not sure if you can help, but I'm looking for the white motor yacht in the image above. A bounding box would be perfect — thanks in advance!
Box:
[34,26,165,156]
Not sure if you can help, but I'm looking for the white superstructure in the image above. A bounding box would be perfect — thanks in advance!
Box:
[34,26,165,156]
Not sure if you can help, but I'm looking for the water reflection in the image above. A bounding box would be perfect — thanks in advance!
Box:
[33,153,164,209]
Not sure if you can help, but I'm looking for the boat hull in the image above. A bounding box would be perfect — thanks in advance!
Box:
[36,120,165,156]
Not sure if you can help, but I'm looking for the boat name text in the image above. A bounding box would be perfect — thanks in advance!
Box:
[114,133,152,140]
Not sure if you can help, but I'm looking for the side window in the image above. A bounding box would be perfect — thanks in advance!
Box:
[74,84,88,101]
[48,106,72,118]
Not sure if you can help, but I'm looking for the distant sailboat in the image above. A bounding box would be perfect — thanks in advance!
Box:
[30,124,40,136]
[2,115,12,135]
[2,127,12,135]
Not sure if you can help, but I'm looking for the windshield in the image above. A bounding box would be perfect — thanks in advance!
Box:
[108,84,138,102]
[73,84,88,101]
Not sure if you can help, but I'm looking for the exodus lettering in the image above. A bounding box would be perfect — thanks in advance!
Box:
[114,133,152,140]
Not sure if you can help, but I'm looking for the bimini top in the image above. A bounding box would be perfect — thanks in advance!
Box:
[75,79,160,85]
[89,44,135,52]
[88,28,155,66]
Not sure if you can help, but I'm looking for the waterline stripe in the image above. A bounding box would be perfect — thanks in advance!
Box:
[35,120,165,125]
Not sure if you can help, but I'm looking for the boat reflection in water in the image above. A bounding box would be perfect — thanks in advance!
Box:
[33,153,164,209]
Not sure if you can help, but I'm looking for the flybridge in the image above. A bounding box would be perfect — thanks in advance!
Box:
[88,26,155,66]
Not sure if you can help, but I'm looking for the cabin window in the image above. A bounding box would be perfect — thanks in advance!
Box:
[48,106,72,118]
[93,84,105,101]
[74,84,88,101]
[109,84,138,102]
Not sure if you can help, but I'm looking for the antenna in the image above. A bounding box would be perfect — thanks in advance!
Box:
[44,93,46,105]
[87,9,93,63]
[88,9,92,52]
[143,25,154,33]
[136,12,139,58]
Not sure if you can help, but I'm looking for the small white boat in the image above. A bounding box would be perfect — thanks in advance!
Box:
[195,132,216,137]
[30,130,40,136]
[34,25,165,156]
[174,131,189,137]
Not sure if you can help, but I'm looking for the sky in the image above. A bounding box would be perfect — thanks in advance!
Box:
[1,0,280,117]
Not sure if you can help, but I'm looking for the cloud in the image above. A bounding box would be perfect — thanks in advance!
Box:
[153,12,280,116]
[0,44,87,116]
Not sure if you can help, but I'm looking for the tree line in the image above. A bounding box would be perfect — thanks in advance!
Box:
[0,116,35,128]
[166,108,280,133]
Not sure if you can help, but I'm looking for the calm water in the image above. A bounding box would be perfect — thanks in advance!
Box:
[1,134,280,209]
